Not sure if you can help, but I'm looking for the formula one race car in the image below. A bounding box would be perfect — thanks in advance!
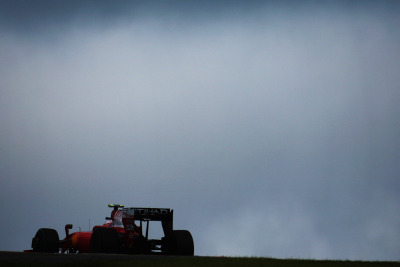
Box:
[30,204,194,255]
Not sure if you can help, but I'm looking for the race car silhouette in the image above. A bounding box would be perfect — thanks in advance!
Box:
[30,204,194,255]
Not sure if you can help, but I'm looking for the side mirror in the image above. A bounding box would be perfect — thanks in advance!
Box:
[65,224,73,238]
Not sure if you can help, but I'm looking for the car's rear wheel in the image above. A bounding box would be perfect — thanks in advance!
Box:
[32,228,59,253]
[90,228,119,253]
[164,230,194,255]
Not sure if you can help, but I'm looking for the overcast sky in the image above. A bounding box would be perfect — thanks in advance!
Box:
[1,0,399,261]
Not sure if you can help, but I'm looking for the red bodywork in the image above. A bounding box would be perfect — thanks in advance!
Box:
[62,231,92,253]
[61,206,139,253]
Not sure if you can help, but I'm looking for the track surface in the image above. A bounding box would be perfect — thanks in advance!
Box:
[0,251,184,264]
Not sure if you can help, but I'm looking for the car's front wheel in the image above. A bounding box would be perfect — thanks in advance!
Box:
[32,228,60,253]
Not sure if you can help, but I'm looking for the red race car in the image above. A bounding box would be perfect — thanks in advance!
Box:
[30,204,194,255]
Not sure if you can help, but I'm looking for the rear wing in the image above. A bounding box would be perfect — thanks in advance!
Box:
[122,207,173,221]
[122,207,174,236]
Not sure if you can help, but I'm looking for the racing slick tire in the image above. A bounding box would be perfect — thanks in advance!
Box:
[164,230,194,255]
[32,228,60,253]
[89,228,119,253]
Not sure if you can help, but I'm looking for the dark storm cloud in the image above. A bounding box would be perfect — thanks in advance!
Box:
[1,0,400,261]
[3,0,397,36]
[0,0,259,32]
[0,0,130,29]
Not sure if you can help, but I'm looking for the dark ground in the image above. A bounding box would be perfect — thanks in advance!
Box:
[0,251,182,264]
[1,251,398,267]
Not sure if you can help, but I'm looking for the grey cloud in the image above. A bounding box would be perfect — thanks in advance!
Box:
[1,1,400,260]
